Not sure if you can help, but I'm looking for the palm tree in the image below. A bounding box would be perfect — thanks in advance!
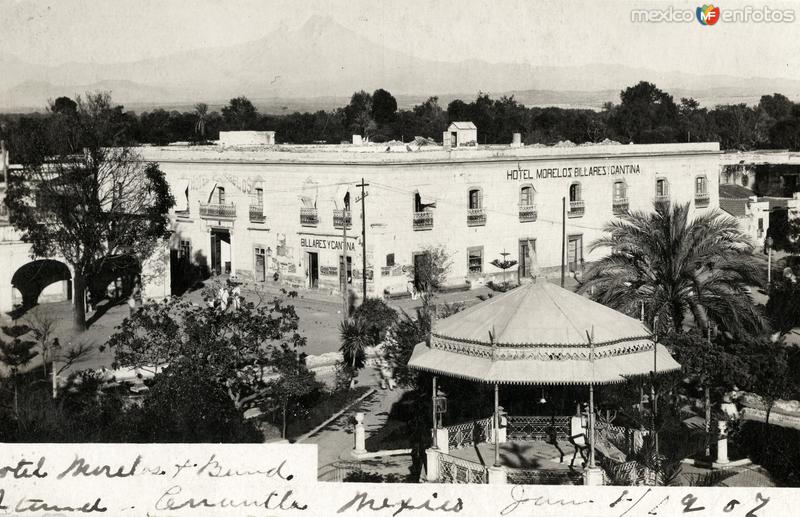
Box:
[579,202,767,338]
[339,318,370,389]
[193,103,209,143]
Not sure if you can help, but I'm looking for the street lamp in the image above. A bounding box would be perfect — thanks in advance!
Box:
[767,236,774,284]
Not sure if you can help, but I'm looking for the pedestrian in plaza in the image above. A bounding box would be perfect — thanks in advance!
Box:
[231,284,242,310]
[219,285,230,311]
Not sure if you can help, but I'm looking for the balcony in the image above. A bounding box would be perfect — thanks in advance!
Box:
[467,207,486,227]
[518,204,537,223]
[612,198,629,215]
[300,207,319,226]
[413,210,434,231]
[249,204,266,223]
[333,209,352,229]
[568,200,585,218]
[655,194,670,205]
[695,192,710,207]
[199,203,236,219]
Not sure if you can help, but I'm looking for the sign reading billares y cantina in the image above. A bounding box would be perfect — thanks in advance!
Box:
[300,237,356,252]
[507,164,642,180]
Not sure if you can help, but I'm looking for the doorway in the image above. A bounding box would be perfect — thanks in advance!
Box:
[254,247,266,282]
[306,251,319,288]
[567,235,583,273]
[413,252,430,292]
[339,255,353,288]
[518,238,536,281]
[210,230,231,275]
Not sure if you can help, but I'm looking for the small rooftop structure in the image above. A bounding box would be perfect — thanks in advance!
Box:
[445,121,478,148]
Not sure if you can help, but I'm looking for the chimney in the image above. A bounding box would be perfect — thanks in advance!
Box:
[511,133,522,148]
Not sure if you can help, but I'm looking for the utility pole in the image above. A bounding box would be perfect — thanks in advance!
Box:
[561,197,566,288]
[652,315,660,464]
[356,178,370,302]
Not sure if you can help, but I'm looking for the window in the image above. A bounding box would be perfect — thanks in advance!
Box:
[467,246,483,274]
[414,192,423,212]
[468,188,482,209]
[255,188,263,205]
[344,191,351,211]
[217,187,226,204]
[179,239,192,260]
[758,218,764,231]
[520,185,534,206]
[695,176,708,195]
[569,182,581,202]
[613,181,626,201]
[386,253,395,267]
[656,178,668,197]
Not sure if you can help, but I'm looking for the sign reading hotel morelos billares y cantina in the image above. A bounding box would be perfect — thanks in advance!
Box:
[506,164,641,180]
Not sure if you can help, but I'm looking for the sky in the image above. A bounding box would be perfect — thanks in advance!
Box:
[1,0,799,80]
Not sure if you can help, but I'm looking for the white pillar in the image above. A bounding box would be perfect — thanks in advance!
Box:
[583,467,604,486]
[716,420,730,465]
[488,466,507,484]
[425,448,440,482]
[353,412,366,454]
[435,427,450,454]
[229,231,237,277]
[498,414,507,444]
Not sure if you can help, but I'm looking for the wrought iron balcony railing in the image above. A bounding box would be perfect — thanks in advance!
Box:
[413,210,433,230]
[612,198,629,215]
[249,204,266,223]
[568,200,585,218]
[199,203,236,219]
[333,209,352,229]
[300,207,319,226]
[518,203,537,222]
[467,207,486,227]
[695,192,710,207]
[655,194,670,204]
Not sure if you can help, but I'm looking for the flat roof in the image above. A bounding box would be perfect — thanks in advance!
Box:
[136,141,721,165]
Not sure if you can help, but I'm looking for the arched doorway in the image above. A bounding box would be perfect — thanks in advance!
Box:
[11,259,72,309]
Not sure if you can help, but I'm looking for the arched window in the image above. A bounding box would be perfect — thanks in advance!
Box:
[569,182,581,202]
[468,188,482,209]
[519,185,534,206]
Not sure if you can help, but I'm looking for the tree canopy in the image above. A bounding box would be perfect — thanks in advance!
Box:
[579,202,767,338]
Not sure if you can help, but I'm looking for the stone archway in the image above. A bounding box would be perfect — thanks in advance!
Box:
[11,259,72,309]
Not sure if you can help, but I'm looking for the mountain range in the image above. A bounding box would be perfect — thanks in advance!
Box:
[2,15,799,113]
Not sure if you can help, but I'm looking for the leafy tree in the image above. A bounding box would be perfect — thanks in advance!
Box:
[129,360,262,442]
[678,97,709,143]
[759,93,794,121]
[580,202,767,338]
[670,330,749,455]
[51,96,78,115]
[344,90,375,138]
[371,89,398,124]
[351,298,398,347]
[383,307,431,389]
[109,285,308,410]
[263,344,320,438]
[222,96,258,130]
[412,245,452,311]
[766,276,800,336]
[608,82,679,143]
[24,307,59,379]
[745,338,795,430]
[6,92,174,330]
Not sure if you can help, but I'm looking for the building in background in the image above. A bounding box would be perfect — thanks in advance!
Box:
[140,134,721,300]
